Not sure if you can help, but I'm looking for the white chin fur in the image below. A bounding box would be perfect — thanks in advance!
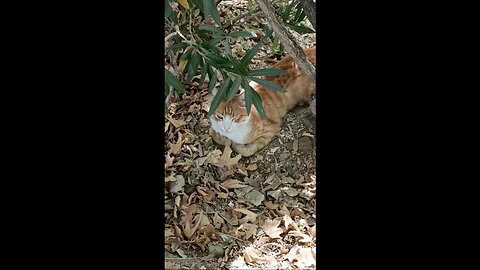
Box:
[210,116,251,144]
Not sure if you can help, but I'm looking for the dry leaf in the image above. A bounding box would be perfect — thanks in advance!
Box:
[233,208,257,223]
[288,230,313,243]
[214,144,242,169]
[183,211,204,239]
[238,223,257,240]
[261,218,283,239]
[165,151,174,168]
[292,247,316,268]
[282,187,300,197]
[264,201,279,210]
[165,261,181,270]
[169,175,185,193]
[243,246,268,264]
[168,132,184,155]
[220,179,248,189]
[283,215,299,231]
[246,163,257,171]
[176,248,187,258]
[245,189,265,206]
[167,116,186,128]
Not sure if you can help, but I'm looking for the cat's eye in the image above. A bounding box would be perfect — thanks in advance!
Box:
[214,115,223,120]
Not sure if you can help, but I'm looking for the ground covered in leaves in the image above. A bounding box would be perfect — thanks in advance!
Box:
[165,1,316,269]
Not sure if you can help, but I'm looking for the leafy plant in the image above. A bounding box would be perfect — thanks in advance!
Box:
[164,0,312,118]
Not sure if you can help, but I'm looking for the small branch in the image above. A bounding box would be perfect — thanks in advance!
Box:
[256,0,316,85]
[223,7,261,29]
[164,32,177,50]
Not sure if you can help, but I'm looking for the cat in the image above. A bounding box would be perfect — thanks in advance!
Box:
[209,47,316,157]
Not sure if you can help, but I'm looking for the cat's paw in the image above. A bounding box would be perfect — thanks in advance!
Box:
[232,143,255,157]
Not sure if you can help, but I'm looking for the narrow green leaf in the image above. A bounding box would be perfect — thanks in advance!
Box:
[251,89,266,119]
[179,47,193,61]
[204,50,230,65]
[207,70,217,93]
[186,53,200,82]
[198,24,223,33]
[250,77,286,93]
[241,80,253,116]
[169,42,189,52]
[202,0,211,19]
[228,31,255,38]
[247,68,288,77]
[165,68,185,94]
[283,0,297,21]
[286,23,315,34]
[208,1,222,25]
[294,2,304,22]
[227,76,242,102]
[223,39,232,58]
[199,59,208,86]
[165,1,173,18]
[208,76,229,117]
[298,10,306,23]
[240,43,261,67]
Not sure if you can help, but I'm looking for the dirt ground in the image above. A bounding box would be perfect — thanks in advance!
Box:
[165,1,316,269]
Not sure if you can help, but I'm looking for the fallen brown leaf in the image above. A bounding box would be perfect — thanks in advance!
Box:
[220,179,248,189]
[261,218,283,239]
[214,144,242,169]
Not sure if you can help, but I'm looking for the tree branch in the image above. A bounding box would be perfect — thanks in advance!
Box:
[223,7,261,29]
[255,0,316,85]
[299,0,316,30]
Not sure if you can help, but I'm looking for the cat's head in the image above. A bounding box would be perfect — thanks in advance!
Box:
[209,88,251,134]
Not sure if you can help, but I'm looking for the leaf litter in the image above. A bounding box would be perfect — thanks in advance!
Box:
[164,1,316,268]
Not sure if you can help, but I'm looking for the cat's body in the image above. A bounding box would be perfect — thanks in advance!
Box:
[209,47,316,157]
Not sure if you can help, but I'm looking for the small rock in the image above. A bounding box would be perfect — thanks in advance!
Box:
[298,137,312,151]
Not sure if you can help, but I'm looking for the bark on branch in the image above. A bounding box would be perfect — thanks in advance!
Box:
[255,0,316,85]
[299,0,316,30]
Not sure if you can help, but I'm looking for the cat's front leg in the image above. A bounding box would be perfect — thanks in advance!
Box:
[209,127,232,146]
[232,136,272,157]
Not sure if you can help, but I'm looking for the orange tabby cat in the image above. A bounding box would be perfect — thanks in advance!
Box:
[209,47,316,157]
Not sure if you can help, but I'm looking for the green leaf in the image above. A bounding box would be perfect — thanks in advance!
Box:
[186,53,200,82]
[250,77,286,93]
[247,68,288,76]
[199,60,208,86]
[240,43,261,67]
[286,23,315,34]
[203,0,221,26]
[198,24,223,33]
[228,31,255,38]
[293,2,304,22]
[208,76,228,117]
[251,88,266,119]
[169,42,189,52]
[165,68,185,94]
[227,76,242,102]
[223,39,232,58]
[297,10,306,23]
[165,1,173,18]
[207,68,217,93]
[241,80,253,116]
[283,0,297,21]
[204,50,230,66]
[179,47,193,61]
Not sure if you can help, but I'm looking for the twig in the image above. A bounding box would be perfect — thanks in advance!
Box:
[255,0,316,84]
[223,7,261,29]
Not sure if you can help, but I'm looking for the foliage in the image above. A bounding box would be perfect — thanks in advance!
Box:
[164,0,314,117]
